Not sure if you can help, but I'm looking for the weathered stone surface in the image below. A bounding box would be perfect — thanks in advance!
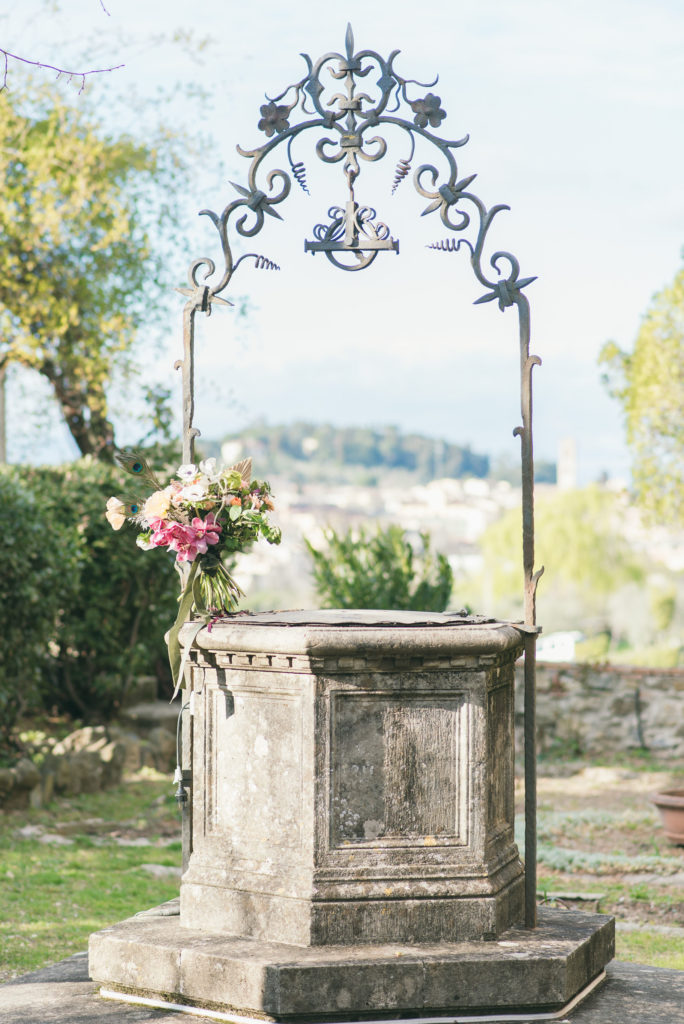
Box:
[119,701,179,734]
[3,954,681,1024]
[519,661,684,757]
[89,906,614,1019]
[12,758,40,790]
[0,766,14,794]
[571,960,684,1023]
[53,725,107,755]
[73,752,105,793]
[147,727,177,765]
[106,727,151,775]
[98,740,127,786]
[90,918,184,995]
[88,613,615,1018]
[0,758,44,810]
[120,674,158,707]
[0,715,175,812]
[0,950,209,1024]
[180,610,526,946]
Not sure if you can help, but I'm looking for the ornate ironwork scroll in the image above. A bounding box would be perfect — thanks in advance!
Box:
[176,24,543,927]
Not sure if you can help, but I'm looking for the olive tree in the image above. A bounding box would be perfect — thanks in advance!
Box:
[0,81,186,458]
[600,260,684,526]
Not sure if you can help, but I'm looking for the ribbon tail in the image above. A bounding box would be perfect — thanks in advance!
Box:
[172,618,207,703]
[167,560,200,701]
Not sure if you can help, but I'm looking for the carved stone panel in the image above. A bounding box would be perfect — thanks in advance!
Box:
[203,679,303,857]
[487,682,514,837]
[329,692,468,847]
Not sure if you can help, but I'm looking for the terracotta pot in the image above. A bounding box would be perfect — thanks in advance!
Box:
[650,788,684,845]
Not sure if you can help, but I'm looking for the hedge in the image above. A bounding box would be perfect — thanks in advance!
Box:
[2,457,180,727]
[0,469,68,753]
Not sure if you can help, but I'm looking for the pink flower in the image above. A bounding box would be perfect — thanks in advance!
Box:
[192,513,222,546]
[147,517,177,548]
[149,514,222,563]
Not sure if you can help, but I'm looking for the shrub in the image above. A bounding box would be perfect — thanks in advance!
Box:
[15,457,180,720]
[0,469,68,755]
[305,524,453,611]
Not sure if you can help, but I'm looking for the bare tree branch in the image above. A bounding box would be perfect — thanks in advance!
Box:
[0,48,124,93]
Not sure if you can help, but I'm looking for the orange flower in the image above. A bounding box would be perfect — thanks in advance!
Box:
[144,488,172,521]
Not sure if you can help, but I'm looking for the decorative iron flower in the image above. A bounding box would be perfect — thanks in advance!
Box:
[258,101,290,137]
[409,93,446,129]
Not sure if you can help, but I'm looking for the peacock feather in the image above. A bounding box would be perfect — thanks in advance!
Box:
[115,449,164,491]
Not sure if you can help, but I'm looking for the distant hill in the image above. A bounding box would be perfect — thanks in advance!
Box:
[203,422,555,486]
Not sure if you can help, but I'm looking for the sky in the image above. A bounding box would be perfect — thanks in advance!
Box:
[3,0,684,482]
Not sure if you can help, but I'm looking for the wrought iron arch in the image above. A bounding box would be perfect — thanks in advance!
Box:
[176,24,543,926]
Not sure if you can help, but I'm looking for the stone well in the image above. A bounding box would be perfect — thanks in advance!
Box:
[90,610,613,1020]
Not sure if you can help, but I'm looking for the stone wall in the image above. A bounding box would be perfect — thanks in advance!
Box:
[4,662,681,811]
[0,719,178,811]
[516,661,684,758]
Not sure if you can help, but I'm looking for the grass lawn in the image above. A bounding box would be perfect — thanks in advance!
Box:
[0,770,181,981]
[521,752,684,970]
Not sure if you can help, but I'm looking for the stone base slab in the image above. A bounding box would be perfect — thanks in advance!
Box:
[89,906,614,1021]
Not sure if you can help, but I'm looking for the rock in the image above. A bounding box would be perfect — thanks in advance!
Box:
[148,727,176,770]
[98,740,127,787]
[107,728,146,775]
[54,727,92,755]
[52,754,73,793]
[12,758,40,791]
[120,701,179,734]
[0,767,15,795]
[17,824,43,838]
[1,791,29,809]
[85,735,109,753]
[53,818,105,836]
[40,770,55,805]
[39,833,74,846]
[516,663,684,759]
[140,863,182,878]
[71,751,103,794]
[121,675,158,707]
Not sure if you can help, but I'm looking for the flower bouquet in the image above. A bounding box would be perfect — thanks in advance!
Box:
[106,450,281,692]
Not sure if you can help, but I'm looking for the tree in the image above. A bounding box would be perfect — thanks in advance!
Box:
[471,485,645,630]
[1,1,122,93]
[600,261,684,525]
[305,524,453,612]
[0,81,185,458]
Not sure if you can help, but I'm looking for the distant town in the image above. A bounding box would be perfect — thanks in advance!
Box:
[201,423,684,663]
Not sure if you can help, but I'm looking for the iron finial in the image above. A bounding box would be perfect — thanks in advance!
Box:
[345,23,355,60]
